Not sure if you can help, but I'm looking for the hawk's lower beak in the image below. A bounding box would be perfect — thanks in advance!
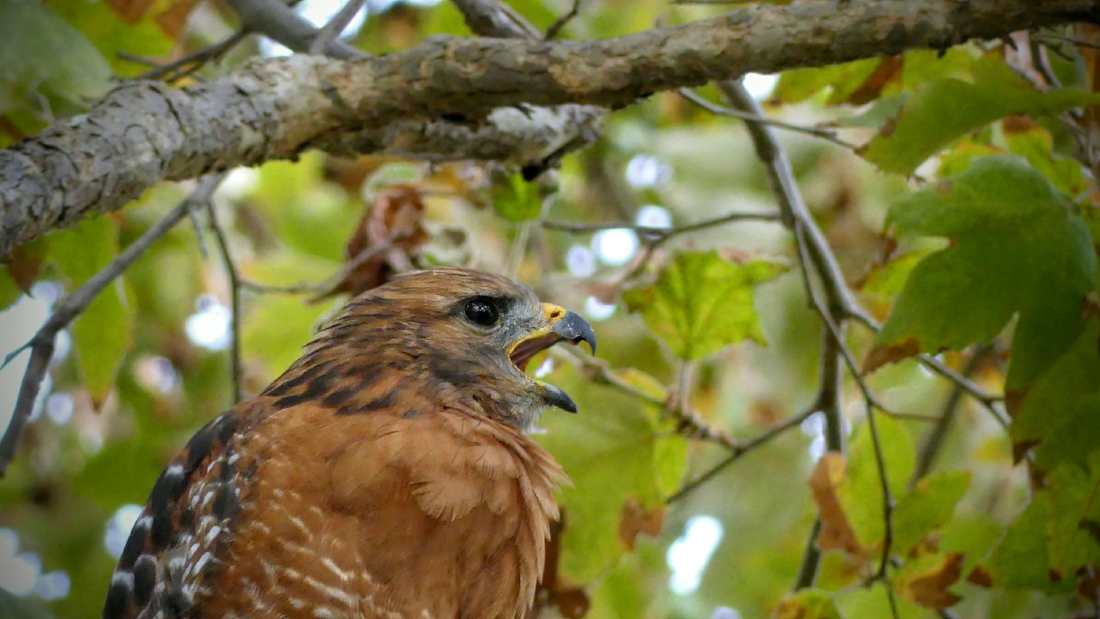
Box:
[509,304,597,414]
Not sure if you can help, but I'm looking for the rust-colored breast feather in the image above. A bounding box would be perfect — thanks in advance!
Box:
[209,399,563,619]
[102,269,584,619]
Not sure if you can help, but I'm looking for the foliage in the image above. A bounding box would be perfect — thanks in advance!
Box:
[2,2,1100,619]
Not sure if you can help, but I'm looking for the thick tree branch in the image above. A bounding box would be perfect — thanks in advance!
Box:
[1,0,1095,259]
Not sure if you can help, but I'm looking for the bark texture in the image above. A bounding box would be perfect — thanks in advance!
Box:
[1,0,1097,259]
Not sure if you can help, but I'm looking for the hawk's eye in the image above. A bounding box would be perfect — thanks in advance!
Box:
[464,297,500,327]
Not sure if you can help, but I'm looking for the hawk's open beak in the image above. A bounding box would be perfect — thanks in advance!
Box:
[509,304,597,414]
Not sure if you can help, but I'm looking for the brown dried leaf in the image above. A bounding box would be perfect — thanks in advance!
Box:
[966,565,993,587]
[847,56,903,105]
[898,552,964,609]
[104,0,157,22]
[809,453,865,558]
[154,0,196,39]
[618,498,665,551]
[6,244,45,294]
[862,336,921,374]
[314,185,430,301]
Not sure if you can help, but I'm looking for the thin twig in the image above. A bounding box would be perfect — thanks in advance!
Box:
[204,198,245,404]
[122,30,250,82]
[1032,32,1100,50]
[541,210,781,239]
[793,518,824,590]
[552,346,740,451]
[665,404,818,505]
[223,0,367,59]
[544,0,581,40]
[718,78,857,592]
[1029,36,1065,90]
[679,88,857,151]
[189,206,209,259]
[793,221,896,589]
[911,345,992,485]
[0,174,225,476]
[309,0,367,55]
[238,238,397,297]
[449,0,542,39]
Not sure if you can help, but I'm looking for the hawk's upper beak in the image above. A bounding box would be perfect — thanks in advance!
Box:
[544,304,597,355]
[509,303,597,413]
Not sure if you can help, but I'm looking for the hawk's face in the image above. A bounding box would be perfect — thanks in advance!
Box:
[300,268,596,430]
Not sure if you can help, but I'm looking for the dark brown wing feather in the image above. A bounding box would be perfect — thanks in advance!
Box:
[102,407,248,619]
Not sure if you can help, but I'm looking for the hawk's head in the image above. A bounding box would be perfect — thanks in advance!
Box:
[286,268,596,430]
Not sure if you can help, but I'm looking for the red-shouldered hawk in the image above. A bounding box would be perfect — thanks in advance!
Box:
[102,268,596,619]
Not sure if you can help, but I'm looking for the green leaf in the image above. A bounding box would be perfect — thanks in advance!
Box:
[50,217,133,405]
[984,492,1065,593]
[0,269,21,313]
[938,513,1003,577]
[1003,121,1087,197]
[536,364,688,582]
[252,154,362,262]
[898,47,980,91]
[873,157,1098,403]
[892,470,971,555]
[859,251,928,300]
[491,174,542,222]
[837,583,927,619]
[827,93,908,130]
[0,1,112,114]
[773,589,841,619]
[770,58,882,105]
[1012,320,1100,470]
[242,294,338,382]
[0,588,58,619]
[861,54,1100,175]
[838,414,915,548]
[1045,451,1100,580]
[50,0,173,76]
[622,251,786,360]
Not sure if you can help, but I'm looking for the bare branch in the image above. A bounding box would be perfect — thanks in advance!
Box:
[238,238,397,297]
[793,519,824,590]
[679,88,857,150]
[541,209,781,239]
[3,0,1093,259]
[223,0,366,59]
[545,0,582,41]
[665,404,817,505]
[451,0,542,39]
[0,174,225,476]
[204,196,245,404]
[309,0,368,55]
[793,219,896,585]
[911,345,993,485]
[126,30,250,83]
[1033,31,1100,50]
[553,347,742,451]
[716,78,853,589]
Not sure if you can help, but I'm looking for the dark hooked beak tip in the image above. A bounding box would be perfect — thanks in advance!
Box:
[550,311,597,356]
[541,383,578,414]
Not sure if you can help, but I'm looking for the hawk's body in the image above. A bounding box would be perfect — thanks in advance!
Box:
[103,269,594,619]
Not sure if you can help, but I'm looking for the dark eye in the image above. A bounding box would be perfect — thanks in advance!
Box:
[464,297,500,327]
